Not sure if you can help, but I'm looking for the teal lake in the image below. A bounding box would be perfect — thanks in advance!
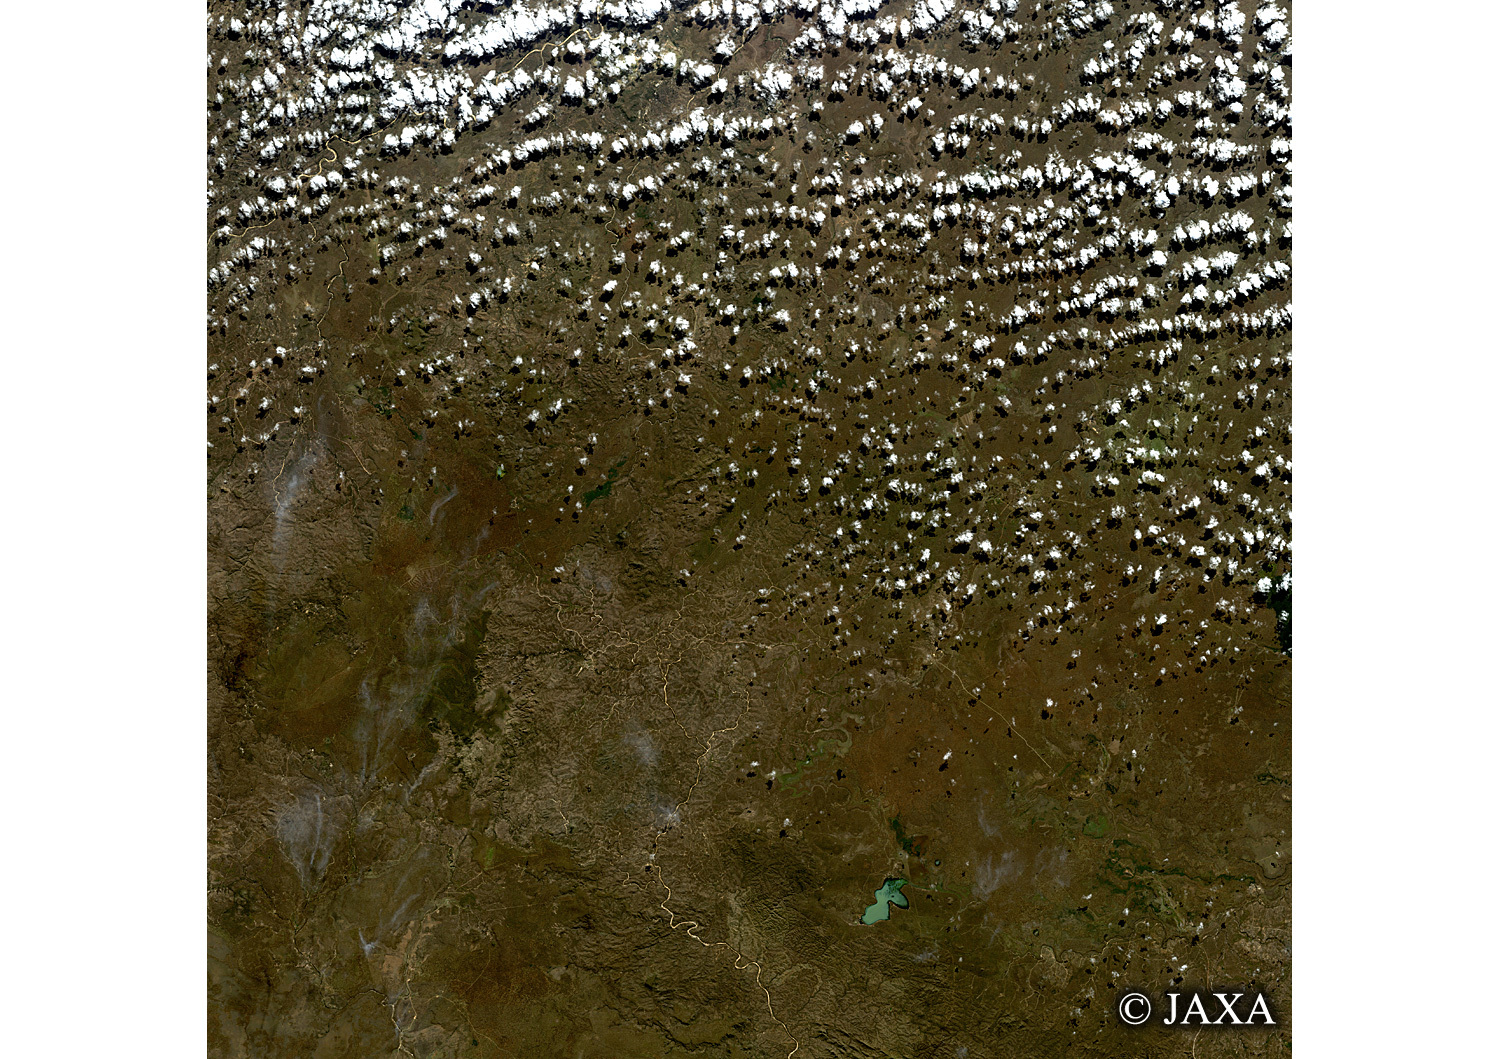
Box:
[861,878,909,925]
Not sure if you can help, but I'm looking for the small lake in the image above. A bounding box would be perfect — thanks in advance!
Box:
[861,878,909,924]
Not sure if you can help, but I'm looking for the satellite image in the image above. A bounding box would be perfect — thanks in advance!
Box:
[206,0,1291,1055]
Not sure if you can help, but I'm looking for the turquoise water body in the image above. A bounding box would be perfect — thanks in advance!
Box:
[861,878,909,924]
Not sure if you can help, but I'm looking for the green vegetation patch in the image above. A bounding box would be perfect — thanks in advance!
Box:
[418,608,504,743]
[583,457,628,506]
